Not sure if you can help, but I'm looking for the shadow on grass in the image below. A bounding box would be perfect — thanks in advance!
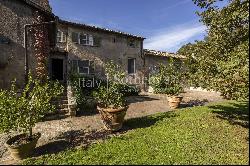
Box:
[31,111,177,157]
[31,129,112,157]
[208,101,249,128]
[179,99,209,108]
[122,111,177,131]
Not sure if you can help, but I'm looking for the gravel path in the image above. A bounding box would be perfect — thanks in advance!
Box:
[0,90,225,164]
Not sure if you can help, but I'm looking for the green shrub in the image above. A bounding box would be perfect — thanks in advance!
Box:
[0,74,63,137]
[93,85,126,108]
[149,58,185,96]
[93,61,126,108]
[69,72,107,111]
[116,84,140,97]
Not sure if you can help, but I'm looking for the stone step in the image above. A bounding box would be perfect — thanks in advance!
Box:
[56,103,69,109]
[55,95,68,100]
[51,99,68,105]
[57,108,69,114]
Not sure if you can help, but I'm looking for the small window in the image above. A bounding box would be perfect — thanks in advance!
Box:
[72,32,99,46]
[79,34,94,46]
[79,34,88,45]
[57,30,66,43]
[128,39,136,48]
[77,60,95,74]
[112,37,116,43]
[128,58,136,74]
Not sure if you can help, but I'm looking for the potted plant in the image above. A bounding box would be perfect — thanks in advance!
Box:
[93,61,128,131]
[0,74,63,160]
[149,58,185,109]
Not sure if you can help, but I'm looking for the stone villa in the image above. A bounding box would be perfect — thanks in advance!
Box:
[0,0,185,114]
[52,19,145,88]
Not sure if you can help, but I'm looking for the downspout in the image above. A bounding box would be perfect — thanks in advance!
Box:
[24,25,29,85]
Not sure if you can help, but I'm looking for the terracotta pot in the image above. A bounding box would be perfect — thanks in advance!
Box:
[167,96,183,109]
[5,133,41,160]
[97,105,128,132]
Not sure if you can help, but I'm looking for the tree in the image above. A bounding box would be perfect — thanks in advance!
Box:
[178,0,249,100]
[0,74,63,138]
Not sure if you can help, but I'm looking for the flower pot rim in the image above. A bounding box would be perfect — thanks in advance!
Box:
[167,95,183,98]
[97,105,128,113]
[5,132,41,148]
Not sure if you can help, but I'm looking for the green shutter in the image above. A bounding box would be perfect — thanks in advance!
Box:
[71,60,78,72]
[72,32,79,43]
[93,36,101,47]
[89,61,95,74]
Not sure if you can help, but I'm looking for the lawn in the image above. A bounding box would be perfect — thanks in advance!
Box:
[24,101,249,165]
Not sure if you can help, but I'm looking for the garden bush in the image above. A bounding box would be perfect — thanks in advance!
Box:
[93,61,127,108]
[0,73,63,137]
[149,58,185,96]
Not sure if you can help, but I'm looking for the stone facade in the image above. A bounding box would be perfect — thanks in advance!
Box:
[53,20,145,89]
[0,0,53,89]
[144,49,186,74]
[143,49,186,92]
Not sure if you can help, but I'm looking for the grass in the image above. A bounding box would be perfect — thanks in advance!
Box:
[23,101,249,165]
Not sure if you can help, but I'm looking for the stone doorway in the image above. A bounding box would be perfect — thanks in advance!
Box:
[51,58,64,81]
[49,52,68,84]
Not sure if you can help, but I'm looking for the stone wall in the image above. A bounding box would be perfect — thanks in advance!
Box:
[56,23,145,88]
[0,0,53,89]
[145,55,169,73]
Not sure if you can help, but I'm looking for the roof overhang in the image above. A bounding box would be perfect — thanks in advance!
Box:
[59,19,146,40]
[144,49,186,60]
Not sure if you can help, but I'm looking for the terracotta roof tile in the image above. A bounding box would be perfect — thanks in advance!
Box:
[59,19,145,40]
[144,49,186,59]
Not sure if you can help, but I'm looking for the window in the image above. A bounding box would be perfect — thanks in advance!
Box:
[79,34,88,45]
[111,37,116,43]
[128,58,136,74]
[57,30,66,43]
[128,39,137,48]
[78,60,90,74]
[71,60,95,75]
[72,32,95,46]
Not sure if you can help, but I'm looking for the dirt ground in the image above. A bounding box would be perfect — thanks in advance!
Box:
[0,89,225,164]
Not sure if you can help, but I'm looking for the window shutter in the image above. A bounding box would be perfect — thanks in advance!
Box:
[93,36,101,47]
[48,23,57,47]
[71,60,78,72]
[89,61,95,74]
[72,32,79,43]
[62,32,66,42]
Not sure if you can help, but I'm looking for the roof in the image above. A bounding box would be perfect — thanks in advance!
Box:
[144,49,186,59]
[59,19,146,40]
[21,0,53,16]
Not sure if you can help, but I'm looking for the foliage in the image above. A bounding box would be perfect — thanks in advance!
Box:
[69,72,88,111]
[33,11,50,80]
[93,61,126,108]
[69,72,107,110]
[93,85,126,108]
[149,58,185,95]
[116,84,140,97]
[24,101,249,165]
[178,0,249,100]
[0,74,63,137]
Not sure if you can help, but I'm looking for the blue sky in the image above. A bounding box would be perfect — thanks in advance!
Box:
[49,0,227,53]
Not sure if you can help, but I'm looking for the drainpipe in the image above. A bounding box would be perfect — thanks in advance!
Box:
[24,21,56,85]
